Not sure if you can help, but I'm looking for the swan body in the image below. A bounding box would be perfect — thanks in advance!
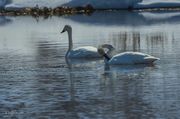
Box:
[61,25,114,58]
[108,52,159,65]
[98,48,159,65]
[67,46,101,58]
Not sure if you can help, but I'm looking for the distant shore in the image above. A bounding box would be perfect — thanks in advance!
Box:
[0,4,94,16]
[1,4,180,16]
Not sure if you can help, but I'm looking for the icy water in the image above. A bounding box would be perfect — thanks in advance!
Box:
[0,11,180,119]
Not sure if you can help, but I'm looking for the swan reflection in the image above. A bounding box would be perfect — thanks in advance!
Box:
[0,16,12,26]
[65,57,102,70]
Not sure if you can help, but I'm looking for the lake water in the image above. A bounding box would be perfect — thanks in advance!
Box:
[0,11,180,119]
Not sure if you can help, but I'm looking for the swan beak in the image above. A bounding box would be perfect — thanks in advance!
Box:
[61,30,65,33]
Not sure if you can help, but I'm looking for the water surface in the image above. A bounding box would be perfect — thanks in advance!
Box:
[0,11,180,119]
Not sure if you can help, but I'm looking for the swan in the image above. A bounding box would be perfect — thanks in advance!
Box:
[61,25,115,58]
[98,47,160,65]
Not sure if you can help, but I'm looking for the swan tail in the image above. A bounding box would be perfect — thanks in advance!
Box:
[144,56,160,63]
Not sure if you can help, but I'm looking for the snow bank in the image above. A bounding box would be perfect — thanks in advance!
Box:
[5,0,68,8]
[135,1,180,9]
[5,4,24,11]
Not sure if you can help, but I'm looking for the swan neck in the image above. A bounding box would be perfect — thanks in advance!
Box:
[67,29,73,51]
[100,44,114,58]
[104,54,111,61]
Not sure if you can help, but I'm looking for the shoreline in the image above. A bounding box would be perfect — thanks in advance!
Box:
[0,4,94,16]
[1,5,180,16]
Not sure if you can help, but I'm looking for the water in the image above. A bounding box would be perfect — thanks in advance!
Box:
[0,11,180,119]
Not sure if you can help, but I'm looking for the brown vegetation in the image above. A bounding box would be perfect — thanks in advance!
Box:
[0,4,94,16]
[1,4,180,16]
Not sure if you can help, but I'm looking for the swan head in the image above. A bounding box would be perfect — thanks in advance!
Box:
[101,44,115,51]
[99,44,115,58]
[98,48,111,61]
[101,44,115,53]
[98,48,106,56]
[61,25,72,33]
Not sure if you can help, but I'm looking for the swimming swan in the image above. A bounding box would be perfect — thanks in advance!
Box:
[98,48,160,65]
[61,25,114,58]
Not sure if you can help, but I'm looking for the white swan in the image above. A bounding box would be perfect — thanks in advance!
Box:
[98,47,160,65]
[61,25,114,58]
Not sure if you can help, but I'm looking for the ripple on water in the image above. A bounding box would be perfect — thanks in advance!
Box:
[1,14,180,118]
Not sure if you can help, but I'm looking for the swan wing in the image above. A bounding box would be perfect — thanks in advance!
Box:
[68,46,101,58]
[108,52,137,65]
[144,56,160,63]
[108,52,159,65]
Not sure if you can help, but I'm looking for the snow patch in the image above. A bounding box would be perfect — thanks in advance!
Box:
[3,0,180,9]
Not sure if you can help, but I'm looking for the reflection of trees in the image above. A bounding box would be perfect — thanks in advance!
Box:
[145,32,167,53]
[109,32,140,52]
[108,31,168,54]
